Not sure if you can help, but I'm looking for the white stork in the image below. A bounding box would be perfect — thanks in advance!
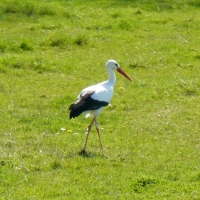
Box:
[69,60,132,154]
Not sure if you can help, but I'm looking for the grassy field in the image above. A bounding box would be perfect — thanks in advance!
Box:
[1,0,200,199]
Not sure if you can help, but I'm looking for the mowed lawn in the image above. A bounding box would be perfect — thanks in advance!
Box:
[0,0,200,199]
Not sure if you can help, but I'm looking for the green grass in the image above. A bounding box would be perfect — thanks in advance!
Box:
[1,0,200,199]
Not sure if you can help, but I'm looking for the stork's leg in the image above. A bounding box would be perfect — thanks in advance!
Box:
[95,119,103,150]
[81,117,96,154]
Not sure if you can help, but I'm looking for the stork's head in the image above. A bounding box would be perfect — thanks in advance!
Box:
[106,60,132,81]
[106,60,120,70]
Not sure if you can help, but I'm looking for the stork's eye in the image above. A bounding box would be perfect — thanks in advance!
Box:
[115,63,118,67]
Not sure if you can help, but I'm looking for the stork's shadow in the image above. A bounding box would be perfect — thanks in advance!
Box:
[67,150,110,158]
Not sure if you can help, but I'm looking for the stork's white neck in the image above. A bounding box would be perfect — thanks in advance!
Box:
[107,67,116,86]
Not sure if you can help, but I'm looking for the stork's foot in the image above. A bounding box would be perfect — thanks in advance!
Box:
[80,149,87,156]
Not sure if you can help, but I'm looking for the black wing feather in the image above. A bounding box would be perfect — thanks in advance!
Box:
[69,91,108,119]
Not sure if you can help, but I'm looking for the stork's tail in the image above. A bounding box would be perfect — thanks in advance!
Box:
[68,103,83,119]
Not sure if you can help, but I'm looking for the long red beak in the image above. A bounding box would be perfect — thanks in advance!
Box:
[117,67,132,81]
